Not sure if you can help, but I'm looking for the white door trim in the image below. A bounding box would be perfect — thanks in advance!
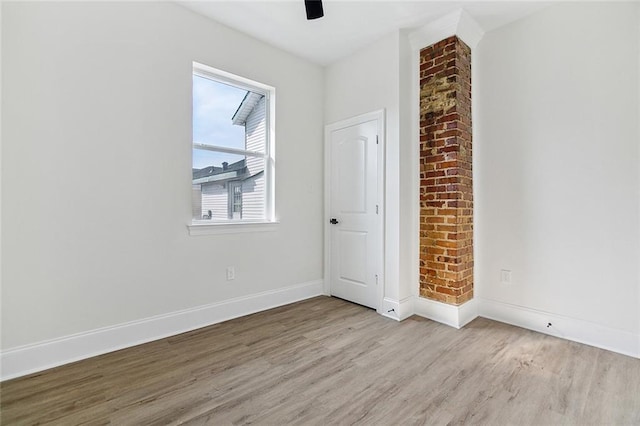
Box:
[324,110,385,314]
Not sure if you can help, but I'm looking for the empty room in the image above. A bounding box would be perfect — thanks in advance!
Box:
[1,0,639,424]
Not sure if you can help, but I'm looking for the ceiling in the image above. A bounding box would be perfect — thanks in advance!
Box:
[180,1,550,66]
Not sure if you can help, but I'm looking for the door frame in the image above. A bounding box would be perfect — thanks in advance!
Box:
[324,109,385,314]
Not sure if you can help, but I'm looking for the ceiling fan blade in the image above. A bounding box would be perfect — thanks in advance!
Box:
[305,0,324,20]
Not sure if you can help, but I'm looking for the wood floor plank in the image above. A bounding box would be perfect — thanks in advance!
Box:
[1,296,639,425]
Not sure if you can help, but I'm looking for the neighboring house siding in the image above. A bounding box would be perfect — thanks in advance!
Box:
[201,183,228,219]
[242,174,265,220]
[242,96,266,220]
[245,96,265,156]
[192,185,202,219]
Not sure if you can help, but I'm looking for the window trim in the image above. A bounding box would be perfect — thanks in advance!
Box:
[187,220,279,236]
[190,62,276,231]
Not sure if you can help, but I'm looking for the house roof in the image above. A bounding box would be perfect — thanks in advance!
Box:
[192,159,265,186]
[231,91,264,126]
[192,159,247,185]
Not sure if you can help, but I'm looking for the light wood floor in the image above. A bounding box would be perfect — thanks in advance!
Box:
[1,296,639,425]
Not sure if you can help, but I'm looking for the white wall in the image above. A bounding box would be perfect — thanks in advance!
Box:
[0,1,3,354]
[324,32,409,311]
[475,3,640,336]
[637,4,640,344]
[1,2,324,350]
[398,30,415,306]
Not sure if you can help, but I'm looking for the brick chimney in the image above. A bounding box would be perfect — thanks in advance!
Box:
[419,35,473,305]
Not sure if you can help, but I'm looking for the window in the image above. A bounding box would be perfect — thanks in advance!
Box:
[229,182,242,219]
[191,62,275,226]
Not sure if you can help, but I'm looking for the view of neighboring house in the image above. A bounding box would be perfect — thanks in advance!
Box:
[192,92,266,221]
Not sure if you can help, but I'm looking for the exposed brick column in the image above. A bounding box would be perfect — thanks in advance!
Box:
[419,36,473,305]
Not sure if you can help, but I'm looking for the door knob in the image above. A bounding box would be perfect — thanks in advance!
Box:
[329,218,339,224]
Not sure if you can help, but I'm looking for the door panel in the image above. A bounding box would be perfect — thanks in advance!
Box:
[337,137,367,213]
[338,230,367,285]
[329,119,379,309]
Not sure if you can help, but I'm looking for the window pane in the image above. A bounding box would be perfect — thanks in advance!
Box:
[193,75,266,153]
[191,64,272,224]
[192,149,265,221]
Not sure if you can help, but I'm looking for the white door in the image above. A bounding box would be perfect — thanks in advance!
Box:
[327,116,381,309]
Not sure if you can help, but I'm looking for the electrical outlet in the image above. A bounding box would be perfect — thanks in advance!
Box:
[226,266,235,281]
[500,269,512,284]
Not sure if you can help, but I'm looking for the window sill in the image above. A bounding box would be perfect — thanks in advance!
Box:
[187,220,279,236]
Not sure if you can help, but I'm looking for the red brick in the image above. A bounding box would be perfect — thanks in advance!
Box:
[419,35,473,306]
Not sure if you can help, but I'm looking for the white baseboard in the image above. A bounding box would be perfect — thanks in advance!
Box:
[414,296,478,329]
[477,298,640,359]
[380,295,639,359]
[0,280,324,381]
[381,296,414,321]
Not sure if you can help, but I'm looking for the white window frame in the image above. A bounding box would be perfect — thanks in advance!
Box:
[188,62,277,236]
